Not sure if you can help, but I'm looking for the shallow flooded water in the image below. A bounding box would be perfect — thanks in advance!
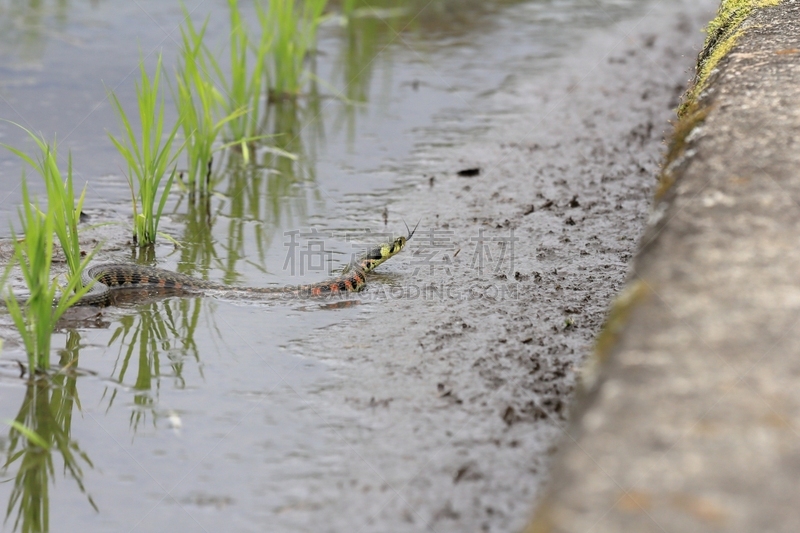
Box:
[0,0,715,531]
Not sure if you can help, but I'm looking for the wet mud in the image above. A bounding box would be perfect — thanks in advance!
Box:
[0,1,718,532]
[291,2,716,532]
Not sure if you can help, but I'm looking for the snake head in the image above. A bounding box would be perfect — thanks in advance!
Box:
[346,220,421,275]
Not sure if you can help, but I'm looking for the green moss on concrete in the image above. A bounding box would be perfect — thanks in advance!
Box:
[523,498,553,533]
[655,105,712,199]
[666,1,780,195]
[679,0,781,117]
[523,282,650,531]
[581,280,650,393]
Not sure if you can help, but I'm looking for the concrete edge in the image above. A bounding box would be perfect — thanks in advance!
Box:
[523,0,791,531]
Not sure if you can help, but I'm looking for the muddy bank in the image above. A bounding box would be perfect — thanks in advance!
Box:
[290,2,716,531]
[528,1,800,532]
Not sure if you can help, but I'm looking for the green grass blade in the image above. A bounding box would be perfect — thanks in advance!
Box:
[5,420,51,450]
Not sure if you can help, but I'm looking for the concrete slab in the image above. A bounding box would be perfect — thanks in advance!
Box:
[527,1,800,532]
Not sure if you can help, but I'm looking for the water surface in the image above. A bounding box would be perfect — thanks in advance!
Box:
[0,0,697,531]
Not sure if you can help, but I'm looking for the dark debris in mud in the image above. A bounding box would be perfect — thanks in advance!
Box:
[456,167,482,177]
[0,4,708,532]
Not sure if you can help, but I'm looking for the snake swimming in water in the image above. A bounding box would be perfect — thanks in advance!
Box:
[76,223,418,307]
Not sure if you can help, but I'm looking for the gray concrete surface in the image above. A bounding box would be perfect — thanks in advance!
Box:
[527,1,800,532]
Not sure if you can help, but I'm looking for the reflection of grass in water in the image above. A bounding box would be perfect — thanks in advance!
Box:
[331,0,528,139]
[104,299,204,432]
[335,0,407,103]
[173,100,322,284]
[173,168,277,284]
[216,156,288,284]
[0,1,71,62]
[332,6,393,144]
[230,101,322,280]
[173,194,219,279]
[331,0,432,142]
[3,331,96,533]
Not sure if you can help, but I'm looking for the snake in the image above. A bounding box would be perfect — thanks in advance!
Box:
[76,223,418,307]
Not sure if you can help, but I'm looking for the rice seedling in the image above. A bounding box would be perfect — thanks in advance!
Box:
[181,1,299,165]
[4,177,94,372]
[256,0,329,101]
[174,13,218,196]
[2,122,88,284]
[107,53,183,246]
[203,0,271,162]
[173,8,248,195]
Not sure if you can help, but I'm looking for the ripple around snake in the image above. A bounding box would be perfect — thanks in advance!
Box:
[76,233,413,306]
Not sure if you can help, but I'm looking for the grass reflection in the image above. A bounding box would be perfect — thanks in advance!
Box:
[0,0,75,62]
[103,299,204,432]
[174,193,218,279]
[330,0,528,139]
[172,99,322,284]
[220,100,322,282]
[2,331,96,533]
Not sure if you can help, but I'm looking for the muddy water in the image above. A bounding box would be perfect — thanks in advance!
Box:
[0,1,715,532]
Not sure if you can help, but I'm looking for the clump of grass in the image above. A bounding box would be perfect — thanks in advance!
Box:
[203,0,271,162]
[178,0,300,165]
[257,0,328,101]
[4,177,94,372]
[173,8,248,194]
[2,123,88,284]
[108,53,183,246]
[174,13,219,196]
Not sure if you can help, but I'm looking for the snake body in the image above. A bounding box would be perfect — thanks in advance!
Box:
[77,227,416,307]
